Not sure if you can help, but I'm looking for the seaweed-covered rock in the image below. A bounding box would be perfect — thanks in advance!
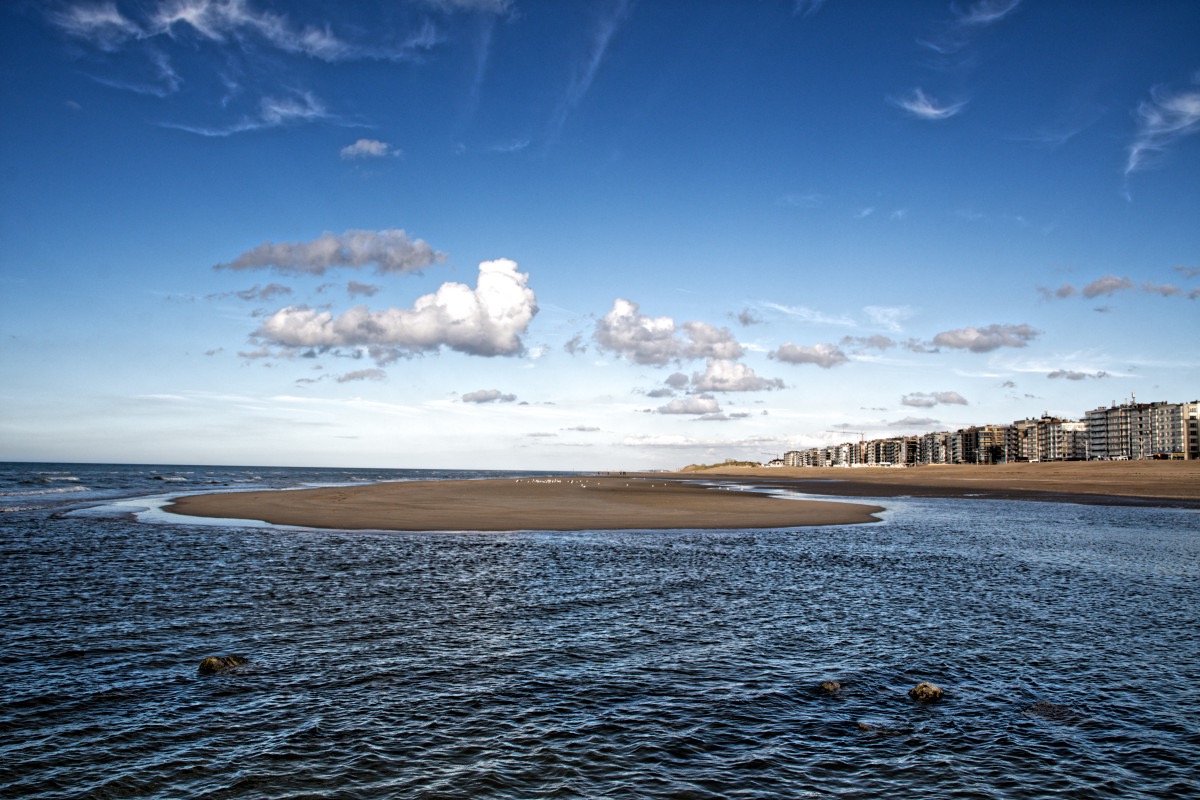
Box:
[820,680,842,693]
[198,655,247,674]
[908,681,943,702]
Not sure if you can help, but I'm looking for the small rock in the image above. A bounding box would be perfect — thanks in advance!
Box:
[198,655,247,674]
[856,721,875,731]
[908,681,943,702]
[820,680,842,693]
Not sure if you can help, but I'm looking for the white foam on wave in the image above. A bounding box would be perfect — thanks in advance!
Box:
[5,485,91,497]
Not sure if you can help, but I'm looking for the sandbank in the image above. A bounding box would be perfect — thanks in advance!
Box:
[680,461,1200,507]
[165,476,885,532]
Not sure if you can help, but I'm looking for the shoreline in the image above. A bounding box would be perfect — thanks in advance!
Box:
[672,461,1200,508]
[164,476,886,532]
[163,461,1200,532]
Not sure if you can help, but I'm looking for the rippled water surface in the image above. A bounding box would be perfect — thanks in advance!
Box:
[2,463,1198,798]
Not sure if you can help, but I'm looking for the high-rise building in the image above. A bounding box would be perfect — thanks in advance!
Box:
[1084,400,1197,460]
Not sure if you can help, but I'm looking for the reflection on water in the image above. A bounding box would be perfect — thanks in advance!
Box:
[1,463,1197,798]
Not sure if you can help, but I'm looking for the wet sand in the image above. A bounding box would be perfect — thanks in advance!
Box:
[681,461,1200,506]
[165,476,886,532]
[165,461,1199,532]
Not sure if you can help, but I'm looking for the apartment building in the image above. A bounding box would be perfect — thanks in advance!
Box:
[1085,400,1198,460]
[773,397,1196,468]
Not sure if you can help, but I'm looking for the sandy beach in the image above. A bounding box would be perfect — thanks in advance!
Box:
[165,476,885,532]
[682,460,1200,505]
[165,461,1198,532]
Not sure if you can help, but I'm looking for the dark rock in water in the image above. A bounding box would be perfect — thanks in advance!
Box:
[820,680,842,693]
[908,682,943,702]
[198,655,247,674]
[856,720,909,736]
[1023,701,1077,721]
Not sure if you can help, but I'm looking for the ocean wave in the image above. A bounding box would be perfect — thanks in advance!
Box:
[4,485,91,497]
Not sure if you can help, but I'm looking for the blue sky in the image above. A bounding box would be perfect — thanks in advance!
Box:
[1,0,1197,470]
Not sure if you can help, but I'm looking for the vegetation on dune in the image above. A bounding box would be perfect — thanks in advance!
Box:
[680,460,763,472]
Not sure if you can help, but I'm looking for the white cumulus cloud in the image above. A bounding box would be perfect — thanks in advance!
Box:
[932,324,1038,352]
[656,395,721,415]
[690,359,784,392]
[1048,369,1109,381]
[340,138,399,159]
[901,391,968,408]
[593,299,743,365]
[216,229,447,275]
[1082,275,1133,298]
[462,389,518,403]
[336,368,386,383]
[769,342,848,368]
[254,258,537,359]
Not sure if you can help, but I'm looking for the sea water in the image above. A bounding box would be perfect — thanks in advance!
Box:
[1,462,1197,798]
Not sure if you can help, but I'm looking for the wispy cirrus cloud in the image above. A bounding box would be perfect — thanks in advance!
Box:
[55,0,440,63]
[1018,102,1107,147]
[1126,80,1200,175]
[162,91,332,136]
[792,0,830,17]
[546,0,631,147]
[418,0,513,13]
[918,0,1021,55]
[762,302,855,327]
[954,0,1022,26]
[863,305,915,332]
[891,88,967,120]
[778,192,824,209]
[48,1,441,133]
[52,2,141,50]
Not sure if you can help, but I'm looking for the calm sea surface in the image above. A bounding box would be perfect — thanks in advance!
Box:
[2,462,1198,799]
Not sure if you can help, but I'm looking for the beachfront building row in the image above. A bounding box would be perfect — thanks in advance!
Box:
[775,398,1199,467]
[1085,400,1200,461]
